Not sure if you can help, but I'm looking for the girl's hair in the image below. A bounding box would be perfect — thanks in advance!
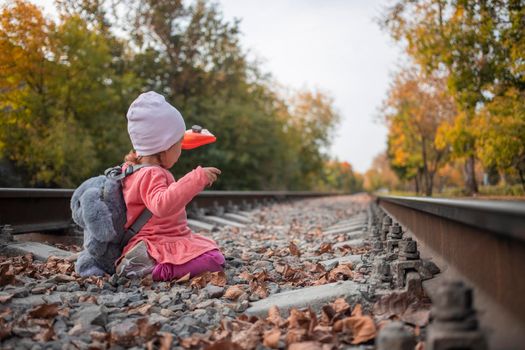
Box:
[124,149,162,165]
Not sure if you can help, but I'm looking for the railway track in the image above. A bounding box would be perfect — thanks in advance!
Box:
[0,191,524,349]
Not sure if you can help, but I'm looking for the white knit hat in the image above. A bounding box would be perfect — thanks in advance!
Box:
[126,91,186,156]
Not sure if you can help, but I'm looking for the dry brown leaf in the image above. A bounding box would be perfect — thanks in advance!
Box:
[267,306,283,326]
[33,326,55,342]
[78,295,98,304]
[90,331,108,342]
[332,298,350,314]
[28,303,59,318]
[159,332,174,350]
[287,308,310,329]
[53,274,76,282]
[0,265,16,287]
[334,315,376,344]
[180,336,204,348]
[190,272,211,289]
[328,264,352,281]
[137,317,161,340]
[238,271,252,281]
[176,273,191,283]
[351,303,363,317]
[289,242,301,257]
[224,285,244,300]
[129,303,152,315]
[286,328,307,344]
[0,319,11,341]
[210,271,227,287]
[288,341,323,350]
[203,340,243,350]
[263,328,281,348]
[253,283,268,299]
[274,263,286,274]
[373,292,431,326]
[318,243,333,255]
[141,274,154,286]
[231,320,265,349]
[0,293,14,304]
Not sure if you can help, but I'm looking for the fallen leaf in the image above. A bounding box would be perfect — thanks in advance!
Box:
[224,285,244,300]
[210,271,227,287]
[203,340,243,350]
[0,265,16,287]
[287,308,310,329]
[159,332,174,350]
[28,303,59,318]
[0,293,14,304]
[318,243,333,255]
[33,326,55,342]
[289,242,301,257]
[351,303,362,317]
[176,273,191,283]
[373,292,431,327]
[263,328,281,348]
[0,319,12,340]
[231,320,265,349]
[52,274,76,283]
[288,341,323,350]
[128,303,152,315]
[238,271,252,281]
[137,317,161,340]
[267,306,283,326]
[286,328,307,344]
[90,331,108,342]
[190,272,212,288]
[328,264,352,281]
[333,314,376,344]
[332,298,350,314]
[78,295,98,304]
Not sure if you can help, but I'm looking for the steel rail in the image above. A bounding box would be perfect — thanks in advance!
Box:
[377,195,525,349]
[0,188,342,234]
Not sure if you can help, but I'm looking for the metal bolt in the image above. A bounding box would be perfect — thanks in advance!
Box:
[372,240,384,253]
[0,224,14,242]
[389,222,403,237]
[432,280,474,323]
[398,238,420,260]
[377,321,416,350]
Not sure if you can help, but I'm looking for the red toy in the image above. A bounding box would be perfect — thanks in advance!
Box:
[181,125,217,150]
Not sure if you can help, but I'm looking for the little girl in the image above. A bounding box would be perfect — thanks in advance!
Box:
[115,91,225,281]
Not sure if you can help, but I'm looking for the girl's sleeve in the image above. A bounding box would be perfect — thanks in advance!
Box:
[139,166,209,217]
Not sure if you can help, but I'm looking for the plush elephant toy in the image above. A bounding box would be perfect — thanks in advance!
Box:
[70,175,129,276]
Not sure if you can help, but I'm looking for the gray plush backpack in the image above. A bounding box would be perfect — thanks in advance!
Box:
[71,164,154,276]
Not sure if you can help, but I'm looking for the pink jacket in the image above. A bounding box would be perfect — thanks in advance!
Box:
[119,165,219,265]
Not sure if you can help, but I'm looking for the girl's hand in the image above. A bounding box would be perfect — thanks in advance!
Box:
[203,167,221,186]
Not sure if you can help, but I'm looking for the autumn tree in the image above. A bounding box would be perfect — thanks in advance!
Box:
[0,0,345,190]
[383,68,456,196]
[382,0,525,194]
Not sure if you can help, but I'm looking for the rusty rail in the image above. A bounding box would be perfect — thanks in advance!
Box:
[0,188,342,234]
[377,195,525,349]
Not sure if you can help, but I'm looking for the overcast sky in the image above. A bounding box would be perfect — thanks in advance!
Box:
[35,0,403,173]
[219,0,403,173]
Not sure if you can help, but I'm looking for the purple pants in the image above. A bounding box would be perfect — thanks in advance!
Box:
[152,249,225,281]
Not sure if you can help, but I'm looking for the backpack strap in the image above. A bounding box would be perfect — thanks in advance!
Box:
[105,163,155,181]
[104,163,157,245]
[121,207,153,245]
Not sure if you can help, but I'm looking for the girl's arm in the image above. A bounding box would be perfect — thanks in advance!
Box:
[139,166,209,217]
